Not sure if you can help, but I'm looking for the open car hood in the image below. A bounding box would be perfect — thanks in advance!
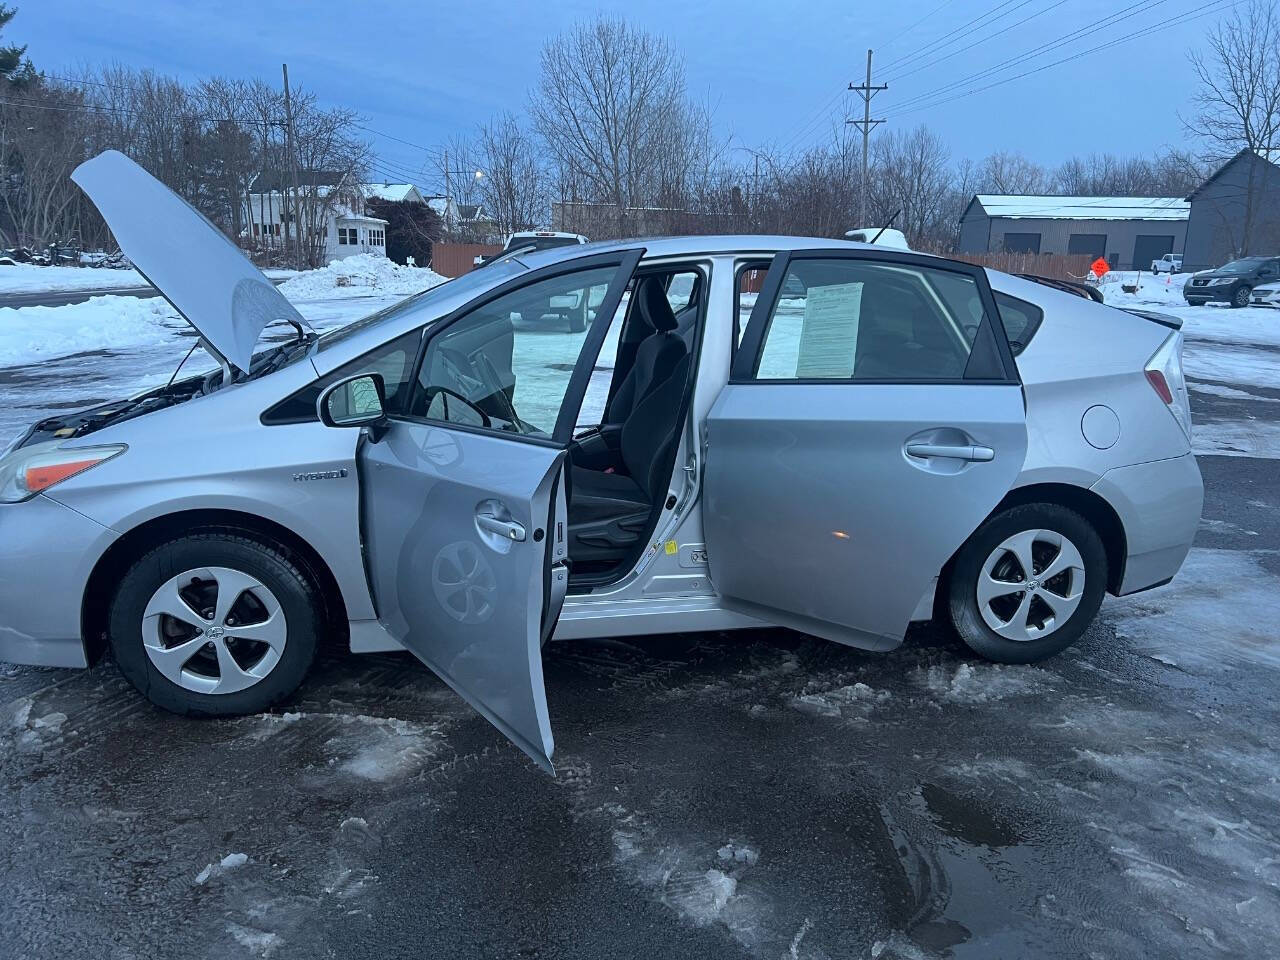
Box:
[72,150,309,373]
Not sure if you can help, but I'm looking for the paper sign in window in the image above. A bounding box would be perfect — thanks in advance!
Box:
[796,282,863,378]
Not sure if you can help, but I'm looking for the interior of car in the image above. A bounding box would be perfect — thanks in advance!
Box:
[396,260,705,588]
[565,267,703,584]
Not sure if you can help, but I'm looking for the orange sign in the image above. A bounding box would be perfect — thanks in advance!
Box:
[1091,257,1110,278]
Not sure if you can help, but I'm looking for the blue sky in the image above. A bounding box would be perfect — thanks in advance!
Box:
[17,0,1213,192]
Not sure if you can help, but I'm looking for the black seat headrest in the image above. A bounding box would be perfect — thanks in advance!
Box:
[637,276,678,333]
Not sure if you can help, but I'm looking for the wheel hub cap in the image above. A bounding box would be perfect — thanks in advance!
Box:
[976,529,1085,642]
[141,566,287,695]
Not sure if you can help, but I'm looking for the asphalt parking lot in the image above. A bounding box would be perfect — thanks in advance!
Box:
[3,311,1279,959]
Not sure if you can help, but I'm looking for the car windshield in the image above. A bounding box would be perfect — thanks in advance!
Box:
[1219,258,1266,274]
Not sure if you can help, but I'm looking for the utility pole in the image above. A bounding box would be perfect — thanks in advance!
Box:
[282,63,303,269]
[443,149,451,238]
[847,49,886,228]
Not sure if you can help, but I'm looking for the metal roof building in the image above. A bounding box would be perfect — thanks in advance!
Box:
[958,195,1191,270]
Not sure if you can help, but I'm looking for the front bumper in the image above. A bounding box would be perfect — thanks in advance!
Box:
[1091,452,1203,596]
[0,494,116,667]
[1184,283,1238,304]
[1251,290,1280,307]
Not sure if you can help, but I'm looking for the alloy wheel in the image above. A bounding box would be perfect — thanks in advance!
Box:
[141,566,287,694]
[976,529,1085,642]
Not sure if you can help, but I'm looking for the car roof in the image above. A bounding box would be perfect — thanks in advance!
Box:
[509,234,897,271]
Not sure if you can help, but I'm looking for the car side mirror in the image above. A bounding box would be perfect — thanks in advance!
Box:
[318,373,389,440]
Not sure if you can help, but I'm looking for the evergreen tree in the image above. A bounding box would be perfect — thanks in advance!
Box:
[0,5,36,88]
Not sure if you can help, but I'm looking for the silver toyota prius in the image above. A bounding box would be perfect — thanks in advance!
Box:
[0,152,1202,771]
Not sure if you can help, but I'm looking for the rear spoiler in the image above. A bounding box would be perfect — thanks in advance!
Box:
[1016,273,1104,303]
[1014,272,1182,330]
[1118,307,1182,331]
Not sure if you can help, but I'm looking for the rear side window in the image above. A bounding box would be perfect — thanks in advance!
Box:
[993,292,1043,357]
[751,258,984,381]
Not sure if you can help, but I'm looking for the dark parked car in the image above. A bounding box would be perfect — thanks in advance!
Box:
[1184,256,1280,308]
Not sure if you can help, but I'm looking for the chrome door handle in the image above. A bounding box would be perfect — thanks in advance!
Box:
[906,443,995,462]
[476,513,526,541]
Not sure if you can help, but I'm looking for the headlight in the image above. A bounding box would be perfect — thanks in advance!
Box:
[1208,277,1233,286]
[0,441,126,503]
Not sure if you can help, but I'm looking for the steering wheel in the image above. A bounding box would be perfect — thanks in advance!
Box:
[436,345,524,434]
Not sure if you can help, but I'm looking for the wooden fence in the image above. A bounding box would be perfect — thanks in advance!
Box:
[941,252,1096,282]
[430,242,503,278]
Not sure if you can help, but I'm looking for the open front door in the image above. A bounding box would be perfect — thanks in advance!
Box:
[359,249,643,772]
[705,248,1028,648]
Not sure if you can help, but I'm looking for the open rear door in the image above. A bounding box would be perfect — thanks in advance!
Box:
[705,248,1028,649]
[358,249,643,772]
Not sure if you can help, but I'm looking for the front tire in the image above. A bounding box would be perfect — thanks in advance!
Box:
[108,532,321,716]
[1232,285,1252,308]
[947,504,1107,664]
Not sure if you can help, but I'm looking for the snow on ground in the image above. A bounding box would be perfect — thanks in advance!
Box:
[194,852,249,885]
[0,263,148,294]
[1098,272,1280,389]
[0,295,187,367]
[277,253,446,301]
[1108,547,1280,672]
[1192,418,1280,458]
[0,257,439,369]
[0,263,298,295]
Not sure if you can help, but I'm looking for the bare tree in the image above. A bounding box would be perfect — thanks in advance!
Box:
[976,150,1049,194]
[1186,0,1280,255]
[531,15,691,236]
[0,80,90,247]
[476,112,546,235]
[868,125,953,247]
[287,92,372,266]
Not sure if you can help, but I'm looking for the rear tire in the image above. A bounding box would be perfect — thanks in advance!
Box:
[108,532,321,716]
[947,503,1107,664]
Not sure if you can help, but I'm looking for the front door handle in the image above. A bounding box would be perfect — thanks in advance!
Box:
[906,442,995,462]
[476,513,526,541]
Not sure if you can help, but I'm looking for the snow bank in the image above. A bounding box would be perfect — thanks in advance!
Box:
[0,295,186,367]
[0,263,147,295]
[278,254,447,301]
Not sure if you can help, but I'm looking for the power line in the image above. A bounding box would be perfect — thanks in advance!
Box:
[0,91,283,126]
[879,0,1070,84]
[880,0,957,52]
[884,0,1171,115]
[877,0,1025,73]
[885,0,1236,119]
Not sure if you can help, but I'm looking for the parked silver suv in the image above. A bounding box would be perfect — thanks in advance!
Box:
[0,152,1202,772]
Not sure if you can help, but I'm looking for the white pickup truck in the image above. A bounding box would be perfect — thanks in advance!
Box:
[1151,253,1183,274]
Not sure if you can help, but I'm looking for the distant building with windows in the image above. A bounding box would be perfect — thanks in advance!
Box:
[957,195,1191,270]
[242,172,412,262]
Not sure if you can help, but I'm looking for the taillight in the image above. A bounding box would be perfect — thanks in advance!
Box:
[1145,369,1173,404]
[1145,333,1192,440]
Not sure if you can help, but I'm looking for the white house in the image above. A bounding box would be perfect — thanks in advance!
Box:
[243,174,431,262]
